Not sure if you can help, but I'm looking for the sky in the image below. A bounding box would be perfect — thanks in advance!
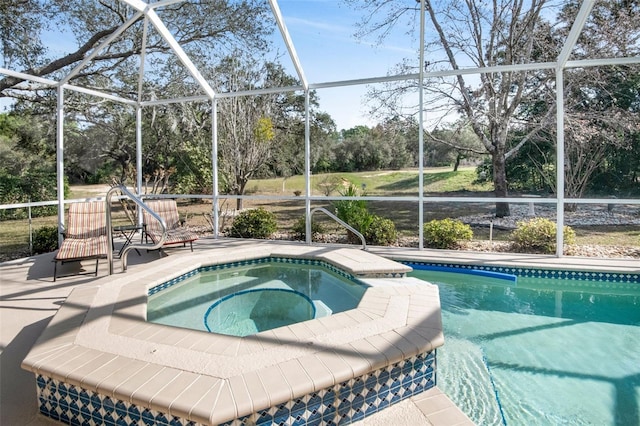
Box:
[273,0,422,130]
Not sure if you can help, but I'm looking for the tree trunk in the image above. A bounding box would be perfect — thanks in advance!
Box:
[236,179,247,211]
[492,150,510,217]
[453,153,461,172]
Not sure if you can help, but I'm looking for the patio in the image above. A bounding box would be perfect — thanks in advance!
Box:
[2,235,638,425]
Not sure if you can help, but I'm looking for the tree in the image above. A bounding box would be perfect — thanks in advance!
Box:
[372,116,415,169]
[308,112,338,173]
[514,1,640,205]
[329,119,416,172]
[214,55,281,210]
[559,1,640,206]
[264,66,336,190]
[0,113,62,218]
[347,0,555,216]
[1,0,276,194]
[428,124,484,170]
[1,0,272,100]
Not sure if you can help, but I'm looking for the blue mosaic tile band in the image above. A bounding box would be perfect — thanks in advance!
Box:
[149,257,368,296]
[35,351,435,426]
[35,374,202,426]
[405,261,640,284]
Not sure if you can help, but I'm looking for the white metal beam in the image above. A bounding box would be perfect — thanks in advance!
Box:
[268,0,308,90]
[566,56,640,68]
[141,95,211,106]
[138,85,305,106]
[418,0,426,250]
[555,68,566,257]
[120,0,216,98]
[215,85,304,98]
[310,62,558,89]
[557,0,596,69]
[554,0,595,256]
[0,68,58,86]
[60,12,144,85]
[7,54,637,110]
[56,87,65,246]
[304,90,311,244]
[136,105,143,222]
[61,84,137,105]
[118,0,149,13]
[211,99,219,238]
[145,10,216,98]
[137,17,150,102]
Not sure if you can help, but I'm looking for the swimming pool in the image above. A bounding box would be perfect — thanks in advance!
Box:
[408,264,640,425]
[147,259,369,336]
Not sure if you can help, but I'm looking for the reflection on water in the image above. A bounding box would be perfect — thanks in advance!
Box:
[410,270,640,426]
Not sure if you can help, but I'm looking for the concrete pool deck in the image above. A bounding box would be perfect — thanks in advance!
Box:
[2,237,638,425]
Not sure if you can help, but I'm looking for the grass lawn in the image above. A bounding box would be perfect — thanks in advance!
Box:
[245,167,493,197]
[1,168,638,260]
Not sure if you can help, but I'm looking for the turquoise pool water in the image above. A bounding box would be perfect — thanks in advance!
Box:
[147,261,368,336]
[409,268,640,426]
[204,288,316,336]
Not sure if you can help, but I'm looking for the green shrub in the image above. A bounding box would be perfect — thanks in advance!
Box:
[333,183,399,246]
[0,172,68,220]
[333,184,372,233]
[32,226,59,254]
[364,215,398,246]
[229,208,277,239]
[423,218,473,249]
[292,217,325,240]
[511,217,575,254]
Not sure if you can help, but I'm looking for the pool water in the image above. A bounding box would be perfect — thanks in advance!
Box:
[409,269,640,426]
[147,262,368,336]
[204,288,316,336]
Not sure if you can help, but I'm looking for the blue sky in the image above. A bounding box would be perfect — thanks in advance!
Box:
[276,0,417,82]
[274,0,421,129]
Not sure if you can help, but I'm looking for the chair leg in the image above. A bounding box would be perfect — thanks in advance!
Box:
[53,261,58,282]
[190,241,193,252]
[94,258,99,276]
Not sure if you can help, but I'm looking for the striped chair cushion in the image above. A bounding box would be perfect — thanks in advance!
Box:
[143,200,181,234]
[143,199,198,247]
[55,202,108,261]
[55,235,109,260]
[66,201,107,239]
[146,228,199,246]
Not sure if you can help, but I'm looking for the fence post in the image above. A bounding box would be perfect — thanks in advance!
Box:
[28,198,33,255]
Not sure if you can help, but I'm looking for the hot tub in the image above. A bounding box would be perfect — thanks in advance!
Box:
[147,258,369,336]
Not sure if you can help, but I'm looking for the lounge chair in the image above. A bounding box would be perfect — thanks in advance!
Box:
[53,201,108,281]
[142,199,198,252]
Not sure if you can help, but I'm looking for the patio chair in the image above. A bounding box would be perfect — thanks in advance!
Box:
[142,199,198,253]
[53,201,108,281]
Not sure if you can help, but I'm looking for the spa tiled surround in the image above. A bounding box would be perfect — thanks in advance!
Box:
[34,351,435,425]
[22,246,443,426]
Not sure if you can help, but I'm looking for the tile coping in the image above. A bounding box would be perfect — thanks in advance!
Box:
[21,245,442,425]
